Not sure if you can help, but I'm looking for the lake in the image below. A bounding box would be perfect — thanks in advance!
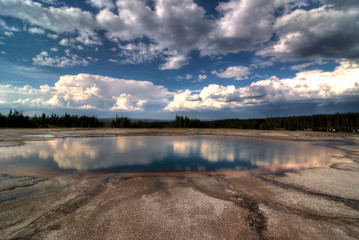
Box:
[0,135,346,175]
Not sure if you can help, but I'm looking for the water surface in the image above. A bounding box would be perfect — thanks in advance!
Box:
[0,135,345,175]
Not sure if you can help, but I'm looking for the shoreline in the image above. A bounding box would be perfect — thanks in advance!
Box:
[1,129,359,239]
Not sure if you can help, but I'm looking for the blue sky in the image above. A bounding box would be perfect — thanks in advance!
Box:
[0,0,359,120]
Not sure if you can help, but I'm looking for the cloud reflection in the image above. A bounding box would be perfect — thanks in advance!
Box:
[0,136,343,172]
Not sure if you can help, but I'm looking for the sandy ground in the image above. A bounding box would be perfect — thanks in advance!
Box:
[0,128,359,240]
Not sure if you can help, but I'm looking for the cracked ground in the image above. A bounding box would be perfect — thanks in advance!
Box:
[1,129,359,239]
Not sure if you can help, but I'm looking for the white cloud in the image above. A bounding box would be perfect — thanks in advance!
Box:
[212,65,250,80]
[165,60,359,111]
[87,0,115,9]
[47,33,58,39]
[1,61,359,114]
[108,59,119,63]
[197,74,207,81]
[118,42,162,64]
[59,38,93,49]
[4,31,13,37]
[111,94,146,111]
[185,74,193,80]
[59,39,71,47]
[175,74,197,81]
[74,35,101,46]
[28,27,45,34]
[32,51,92,68]
[0,74,171,112]
[250,57,276,68]
[290,62,317,71]
[0,0,100,44]
[50,47,58,52]
[159,53,189,70]
[87,56,97,62]
[0,84,44,108]
[96,4,151,41]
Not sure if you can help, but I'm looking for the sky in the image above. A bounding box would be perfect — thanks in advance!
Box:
[0,0,359,120]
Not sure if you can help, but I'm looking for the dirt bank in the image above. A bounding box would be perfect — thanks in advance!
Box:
[1,129,358,239]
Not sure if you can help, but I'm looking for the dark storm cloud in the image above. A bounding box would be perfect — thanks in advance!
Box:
[258,1,359,60]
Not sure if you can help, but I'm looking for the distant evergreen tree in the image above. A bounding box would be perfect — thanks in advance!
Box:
[111,115,132,128]
[0,112,7,127]
[0,109,103,128]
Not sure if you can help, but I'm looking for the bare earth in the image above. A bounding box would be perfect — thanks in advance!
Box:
[1,128,359,240]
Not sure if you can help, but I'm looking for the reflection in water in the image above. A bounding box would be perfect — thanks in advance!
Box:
[0,136,345,173]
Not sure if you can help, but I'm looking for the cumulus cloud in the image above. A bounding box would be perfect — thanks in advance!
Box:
[32,51,92,68]
[257,3,359,60]
[0,74,171,112]
[95,3,153,41]
[0,84,44,108]
[59,39,72,47]
[165,60,359,111]
[111,94,147,111]
[1,61,359,115]
[212,65,250,80]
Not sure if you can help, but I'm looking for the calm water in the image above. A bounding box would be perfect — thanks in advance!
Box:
[0,135,345,174]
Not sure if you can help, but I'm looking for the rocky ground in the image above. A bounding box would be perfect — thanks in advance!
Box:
[1,129,359,239]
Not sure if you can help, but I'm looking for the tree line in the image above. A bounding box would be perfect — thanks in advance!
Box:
[0,110,103,128]
[207,112,359,132]
[1,110,358,132]
[112,113,359,132]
